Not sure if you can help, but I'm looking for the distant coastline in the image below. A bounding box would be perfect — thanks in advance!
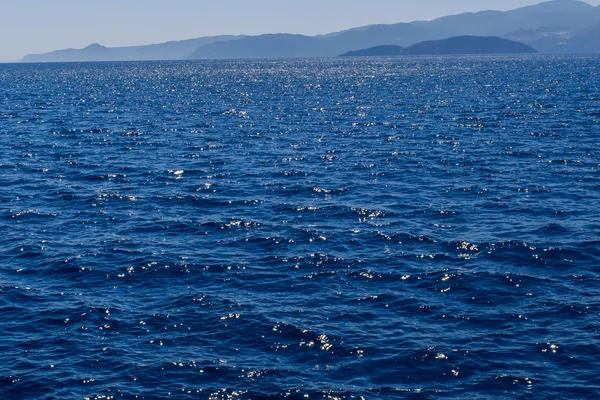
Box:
[18,0,600,62]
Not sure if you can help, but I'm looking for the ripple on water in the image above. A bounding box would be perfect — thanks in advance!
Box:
[1,56,599,399]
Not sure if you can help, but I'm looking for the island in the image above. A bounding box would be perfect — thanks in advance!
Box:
[339,36,538,57]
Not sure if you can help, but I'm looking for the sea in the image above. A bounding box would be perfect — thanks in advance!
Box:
[0,56,599,399]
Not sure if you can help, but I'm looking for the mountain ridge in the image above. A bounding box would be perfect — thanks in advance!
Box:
[21,35,244,63]
[21,0,600,62]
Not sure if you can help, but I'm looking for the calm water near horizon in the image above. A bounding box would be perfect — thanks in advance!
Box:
[1,55,599,399]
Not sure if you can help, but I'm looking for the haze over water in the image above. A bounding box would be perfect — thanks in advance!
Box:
[1,56,599,398]
[6,0,600,62]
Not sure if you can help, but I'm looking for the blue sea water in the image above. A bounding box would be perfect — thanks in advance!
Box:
[0,56,599,399]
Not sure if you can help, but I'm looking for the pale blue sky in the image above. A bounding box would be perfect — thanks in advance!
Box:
[1,0,599,61]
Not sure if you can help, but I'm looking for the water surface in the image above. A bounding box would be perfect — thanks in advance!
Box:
[1,56,599,399]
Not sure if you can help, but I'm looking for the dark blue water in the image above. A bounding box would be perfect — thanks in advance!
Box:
[1,56,599,399]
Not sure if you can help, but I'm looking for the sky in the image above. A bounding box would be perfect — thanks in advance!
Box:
[1,0,599,61]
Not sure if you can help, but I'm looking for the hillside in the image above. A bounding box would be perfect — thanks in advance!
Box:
[340,36,538,57]
[21,35,243,63]
[544,21,600,53]
[188,0,600,59]
[21,1,600,62]
[404,36,538,55]
[340,45,405,57]
[187,34,326,59]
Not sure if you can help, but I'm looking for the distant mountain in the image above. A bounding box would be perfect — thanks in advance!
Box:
[504,27,575,53]
[187,34,326,59]
[21,0,600,62]
[425,0,598,37]
[21,36,244,62]
[340,36,538,57]
[188,0,600,59]
[341,45,405,57]
[545,21,600,52]
[22,43,111,63]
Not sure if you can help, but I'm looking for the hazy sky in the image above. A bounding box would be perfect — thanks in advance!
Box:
[1,0,599,61]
